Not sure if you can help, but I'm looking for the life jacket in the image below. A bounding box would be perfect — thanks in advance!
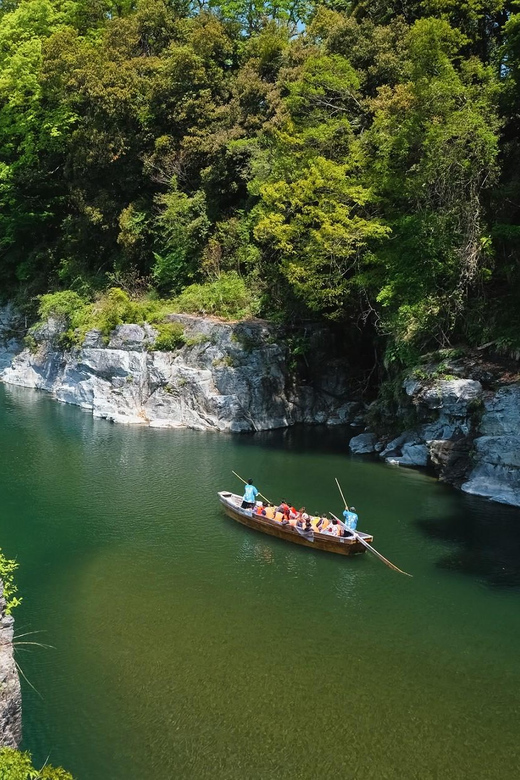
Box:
[265,506,275,519]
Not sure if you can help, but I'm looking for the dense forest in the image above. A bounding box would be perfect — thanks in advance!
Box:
[2,0,520,368]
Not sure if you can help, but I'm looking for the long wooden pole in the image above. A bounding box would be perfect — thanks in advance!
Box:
[333,477,412,577]
[232,471,272,505]
[330,513,412,577]
[335,477,349,510]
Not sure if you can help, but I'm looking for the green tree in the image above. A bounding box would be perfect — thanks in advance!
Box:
[0,748,73,780]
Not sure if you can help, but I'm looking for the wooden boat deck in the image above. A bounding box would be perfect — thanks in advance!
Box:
[218,492,373,556]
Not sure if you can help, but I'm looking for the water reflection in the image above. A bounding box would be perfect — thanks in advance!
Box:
[415,494,520,588]
[232,424,358,457]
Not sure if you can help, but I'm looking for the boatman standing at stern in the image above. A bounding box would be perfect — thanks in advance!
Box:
[343,505,359,532]
[242,478,259,510]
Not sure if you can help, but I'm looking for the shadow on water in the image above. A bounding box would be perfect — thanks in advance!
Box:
[415,492,520,588]
[231,424,361,457]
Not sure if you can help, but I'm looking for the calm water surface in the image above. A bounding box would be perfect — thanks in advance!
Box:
[0,384,519,779]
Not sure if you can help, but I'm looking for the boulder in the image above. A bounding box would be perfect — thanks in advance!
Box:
[349,432,377,454]
[384,442,429,467]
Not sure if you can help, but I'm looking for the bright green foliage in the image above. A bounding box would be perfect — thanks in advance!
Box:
[38,291,86,323]
[173,272,259,319]
[254,156,390,315]
[0,748,73,780]
[35,288,154,344]
[90,288,149,338]
[0,550,21,614]
[153,321,186,350]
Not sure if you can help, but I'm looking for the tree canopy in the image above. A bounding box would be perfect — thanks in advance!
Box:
[1,0,520,364]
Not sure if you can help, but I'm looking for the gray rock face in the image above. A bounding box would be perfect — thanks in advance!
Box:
[1,315,356,432]
[408,378,483,440]
[462,435,520,506]
[0,582,22,748]
[395,442,430,467]
[352,371,520,507]
[462,385,520,506]
[355,377,485,465]
[460,387,520,505]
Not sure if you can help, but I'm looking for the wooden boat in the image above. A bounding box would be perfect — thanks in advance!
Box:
[218,492,373,556]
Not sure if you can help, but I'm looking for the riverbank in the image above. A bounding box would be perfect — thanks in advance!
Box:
[350,353,520,507]
[4,303,520,507]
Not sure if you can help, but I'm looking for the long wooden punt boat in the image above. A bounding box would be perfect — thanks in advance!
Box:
[218,491,373,556]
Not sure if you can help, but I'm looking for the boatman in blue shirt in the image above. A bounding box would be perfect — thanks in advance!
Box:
[343,506,358,532]
[242,478,259,510]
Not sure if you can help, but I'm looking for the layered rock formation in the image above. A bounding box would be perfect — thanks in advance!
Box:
[0,583,21,748]
[350,369,520,507]
[0,309,359,432]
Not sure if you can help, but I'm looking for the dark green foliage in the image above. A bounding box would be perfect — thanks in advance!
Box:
[0,0,520,367]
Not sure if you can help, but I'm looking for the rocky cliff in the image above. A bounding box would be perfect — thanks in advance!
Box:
[0,307,360,432]
[0,582,22,748]
[6,302,520,507]
[350,358,520,507]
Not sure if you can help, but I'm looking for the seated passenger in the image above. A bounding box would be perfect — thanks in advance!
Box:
[276,501,290,521]
[264,504,275,520]
[319,516,330,532]
[328,518,341,537]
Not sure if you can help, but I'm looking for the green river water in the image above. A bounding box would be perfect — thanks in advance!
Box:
[1,383,520,779]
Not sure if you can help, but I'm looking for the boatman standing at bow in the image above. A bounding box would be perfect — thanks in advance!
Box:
[343,505,358,532]
[242,478,259,510]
